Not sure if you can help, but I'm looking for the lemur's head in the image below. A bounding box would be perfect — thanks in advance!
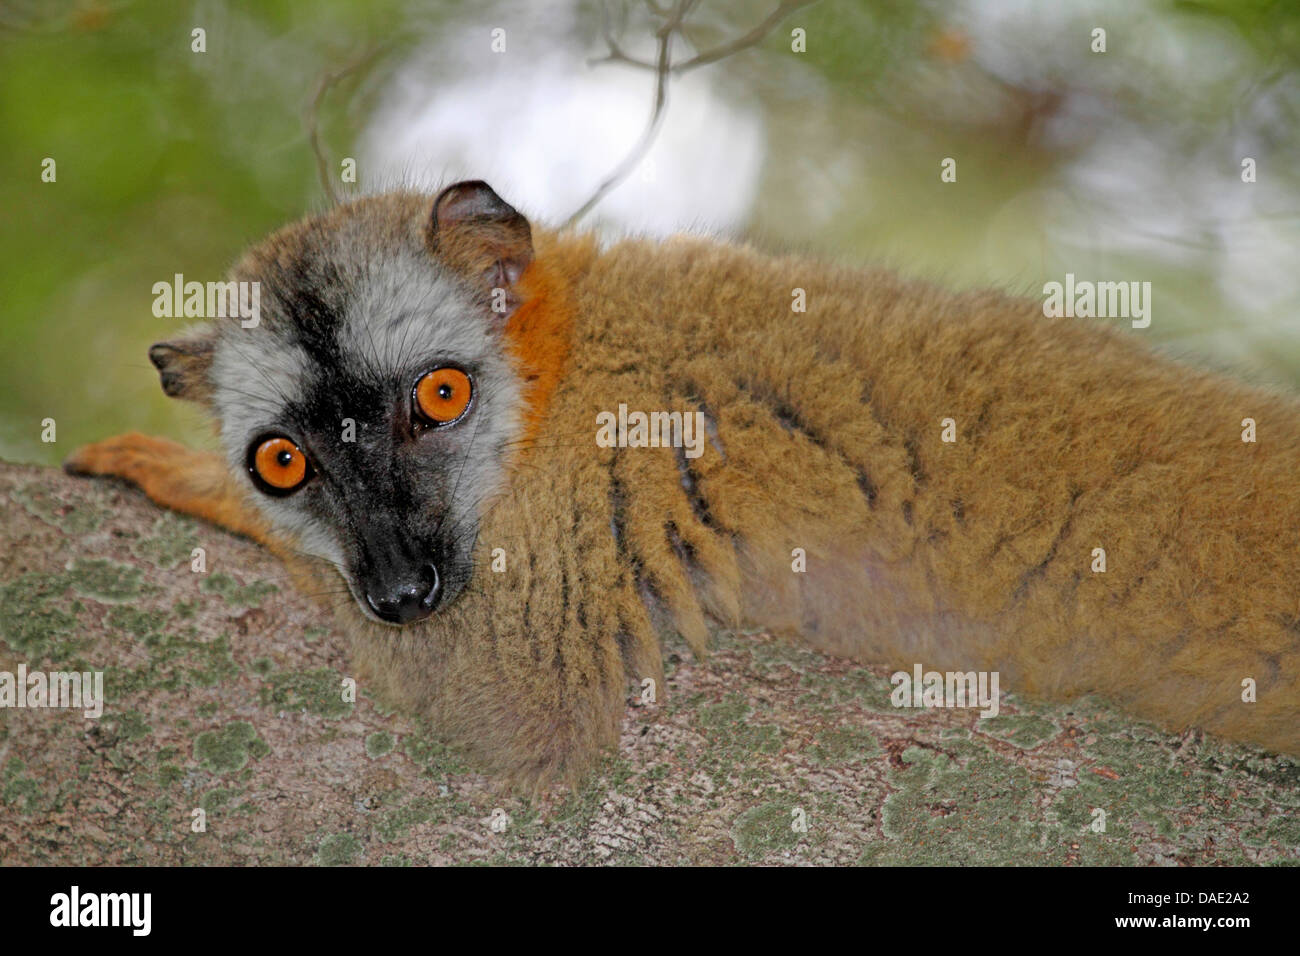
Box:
[150,182,538,626]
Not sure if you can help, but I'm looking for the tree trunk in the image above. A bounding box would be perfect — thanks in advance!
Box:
[0,461,1294,865]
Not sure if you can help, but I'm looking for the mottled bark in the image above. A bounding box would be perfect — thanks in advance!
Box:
[0,462,1294,865]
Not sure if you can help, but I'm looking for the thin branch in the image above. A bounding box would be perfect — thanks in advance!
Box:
[673,0,815,71]
[303,43,391,206]
[567,0,815,226]
[588,0,816,75]
[571,0,813,227]
[564,0,694,227]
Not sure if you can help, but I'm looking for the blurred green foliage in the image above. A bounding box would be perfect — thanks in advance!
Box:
[2,0,1298,465]
[0,0,424,462]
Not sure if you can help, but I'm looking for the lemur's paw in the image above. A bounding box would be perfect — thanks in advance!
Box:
[63,432,192,485]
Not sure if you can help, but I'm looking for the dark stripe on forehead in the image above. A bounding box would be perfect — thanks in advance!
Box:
[265,247,349,369]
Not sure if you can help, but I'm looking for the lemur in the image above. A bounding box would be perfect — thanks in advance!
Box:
[66,181,1300,788]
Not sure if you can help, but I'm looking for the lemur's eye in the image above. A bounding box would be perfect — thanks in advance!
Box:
[413,367,473,426]
[248,435,312,495]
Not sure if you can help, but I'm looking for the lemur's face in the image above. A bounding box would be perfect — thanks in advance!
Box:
[149,183,534,626]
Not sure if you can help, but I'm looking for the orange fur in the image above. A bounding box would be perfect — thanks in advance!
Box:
[501,234,594,443]
[63,433,274,547]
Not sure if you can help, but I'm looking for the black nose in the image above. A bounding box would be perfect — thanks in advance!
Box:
[364,565,441,624]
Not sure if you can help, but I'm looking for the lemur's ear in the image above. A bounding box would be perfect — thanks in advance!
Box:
[428,180,533,316]
[148,329,215,403]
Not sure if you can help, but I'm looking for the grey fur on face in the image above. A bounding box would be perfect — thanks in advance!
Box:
[206,197,526,625]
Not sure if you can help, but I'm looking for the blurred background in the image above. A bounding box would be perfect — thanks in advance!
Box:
[2,0,1298,465]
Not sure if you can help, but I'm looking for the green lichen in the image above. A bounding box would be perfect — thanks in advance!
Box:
[68,558,143,603]
[1,758,41,815]
[374,796,444,841]
[259,667,353,719]
[797,667,898,714]
[106,606,168,639]
[866,738,1138,866]
[108,710,151,742]
[1259,815,1300,848]
[105,620,239,695]
[200,572,278,608]
[200,787,242,812]
[1217,752,1300,804]
[729,630,826,676]
[1051,724,1297,860]
[10,482,109,534]
[193,721,267,775]
[696,693,784,755]
[402,727,470,777]
[188,634,239,688]
[130,512,200,569]
[878,744,1043,864]
[365,731,396,759]
[316,832,361,866]
[977,713,1060,749]
[0,571,82,659]
[732,799,804,860]
[807,726,881,764]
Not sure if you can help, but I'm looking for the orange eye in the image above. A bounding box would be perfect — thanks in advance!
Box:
[414,367,472,425]
[249,436,310,494]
